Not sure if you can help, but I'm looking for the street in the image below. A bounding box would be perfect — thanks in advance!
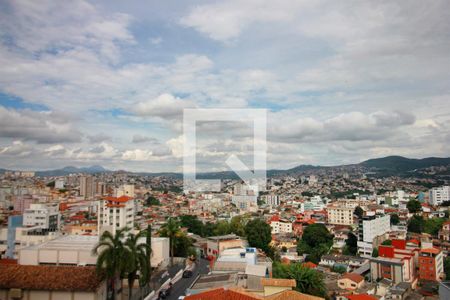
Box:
[164,258,210,300]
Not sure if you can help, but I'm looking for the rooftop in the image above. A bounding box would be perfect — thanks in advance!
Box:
[23,234,99,251]
[0,265,102,292]
[341,273,364,283]
[261,278,296,287]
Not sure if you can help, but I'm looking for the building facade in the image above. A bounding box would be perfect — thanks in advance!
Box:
[97,196,134,234]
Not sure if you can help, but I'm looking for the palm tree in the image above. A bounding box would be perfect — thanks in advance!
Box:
[93,228,130,300]
[124,229,151,299]
[159,217,181,266]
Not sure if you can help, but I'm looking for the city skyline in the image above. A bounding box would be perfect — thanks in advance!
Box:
[0,0,449,172]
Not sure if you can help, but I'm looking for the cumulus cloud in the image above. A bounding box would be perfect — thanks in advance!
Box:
[0,141,33,157]
[270,111,417,143]
[0,107,82,144]
[131,135,159,144]
[134,93,195,119]
[86,133,112,143]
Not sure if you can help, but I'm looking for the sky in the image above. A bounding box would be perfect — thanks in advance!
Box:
[0,0,449,172]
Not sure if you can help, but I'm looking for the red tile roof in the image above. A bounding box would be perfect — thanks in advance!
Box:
[266,290,324,300]
[346,294,377,300]
[184,288,262,300]
[302,262,317,269]
[420,247,440,254]
[341,273,364,283]
[104,195,133,203]
[0,265,103,292]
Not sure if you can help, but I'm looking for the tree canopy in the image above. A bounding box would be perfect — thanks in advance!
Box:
[390,214,400,225]
[297,224,333,264]
[407,199,422,213]
[245,218,272,255]
[354,206,364,219]
[273,262,327,298]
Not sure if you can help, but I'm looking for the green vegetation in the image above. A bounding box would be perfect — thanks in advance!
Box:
[145,195,160,206]
[381,240,392,246]
[445,256,450,280]
[297,224,333,264]
[93,228,151,300]
[332,265,347,274]
[159,217,182,265]
[272,262,327,298]
[407,199,422,213]
[178,215,248,238]
[424,218,446,236]
[245,218,272,256]
[407,216,447,236]
[372,248,379,257]
[354,206,364,219]
[343,232,357,255]
[408,215,424,233]
[390,214,400,225]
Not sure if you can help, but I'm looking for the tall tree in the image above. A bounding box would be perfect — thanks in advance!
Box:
[408,215,425,233]
[230,215,247,236]
[390,214,400,225]
[245,218,272,254]
[93,228,130,300]
[273,262,327,297]
[407,199,422,213]
[302,224,333,247]
[124,230,151,298]
[354,206,364,219]
[159,217,181,265]
[344,232,358,255]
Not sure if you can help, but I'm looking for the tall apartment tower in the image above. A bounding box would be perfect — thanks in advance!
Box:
[97,196,135,235]
[429,186,450,206]
[80,175,95,199]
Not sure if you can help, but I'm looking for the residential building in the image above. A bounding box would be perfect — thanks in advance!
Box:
[262,194,280,207]
[97,196,134,235]
[23,203,60,231]
[206,234,247,257]
[370,239,418,284]
[357,215,391,257]
[79,176,95,199]
[429,186,450,206]
[269,215,292,234]
[439,221,450,241]
[418,246,444,281]
[13,195,33,213]
[337,273,365,290]
[327,205,354,226]
[115,184,135,197]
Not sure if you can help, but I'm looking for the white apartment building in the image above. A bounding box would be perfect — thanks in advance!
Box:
[262,194,280,207]
[304,195,325,211]
[269,216,293,234]
[327,205,354,226]
[357,214,391,257]
[429,186,450,206]
[23,203,60,231]
[97,196,135,234]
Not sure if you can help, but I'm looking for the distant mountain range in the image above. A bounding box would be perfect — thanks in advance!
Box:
[35,165,109,177]
[1,156,449,178]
